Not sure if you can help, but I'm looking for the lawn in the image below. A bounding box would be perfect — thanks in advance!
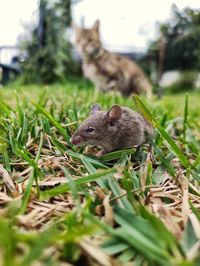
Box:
[0,79,200,266]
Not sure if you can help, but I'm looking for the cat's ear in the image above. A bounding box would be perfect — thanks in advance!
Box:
[72,22,83,35]
[105,105,122,125]
[90,103,101,114]
[72,22,80,32]
[71,21,77,29]
[92,19,100,33]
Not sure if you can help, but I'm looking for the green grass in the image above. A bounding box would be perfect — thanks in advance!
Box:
[0,79,200,266]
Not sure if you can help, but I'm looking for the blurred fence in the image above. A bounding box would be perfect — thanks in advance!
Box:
[0,46,20,64]
[0,46,21,85]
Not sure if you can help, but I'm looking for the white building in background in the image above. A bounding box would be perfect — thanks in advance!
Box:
[0,46,20,65]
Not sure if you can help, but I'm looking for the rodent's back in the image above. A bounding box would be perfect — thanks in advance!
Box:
[121,107,153,140]
[104,107,148,148]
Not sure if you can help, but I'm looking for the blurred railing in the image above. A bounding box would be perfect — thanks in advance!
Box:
[0,46,21,85]
[0,45,20,64]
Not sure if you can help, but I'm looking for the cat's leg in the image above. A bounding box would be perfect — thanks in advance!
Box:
[94,85,101,99]
[131,76,152,99]
[107,80,124,93]
[107,80,117,90]
[94,84,108,98]
[107,79,129,98]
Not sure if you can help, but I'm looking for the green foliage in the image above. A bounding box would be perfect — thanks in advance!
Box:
[0,81,200,265]
[20,0,80,84]
[148,5,200,71]
[165,71,198,93]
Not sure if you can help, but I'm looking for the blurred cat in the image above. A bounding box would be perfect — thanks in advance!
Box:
[74,20,152,98]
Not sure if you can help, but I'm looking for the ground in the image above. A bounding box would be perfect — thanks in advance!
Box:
[0,79,200,266]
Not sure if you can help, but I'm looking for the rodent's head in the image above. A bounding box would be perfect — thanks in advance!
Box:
[70,104,122,147]
[74,20,102,58]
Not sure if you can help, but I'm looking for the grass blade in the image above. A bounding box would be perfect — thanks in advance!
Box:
[0,99,12,116]
[20,169,35,214]
[101,148,136,163]
[133,94,156,127]
[40,168,117,199]
[151,140,176,177]
[32,102,68,138]
[156,124,189,168]
[133,94,189,168]
[183,94,188,140]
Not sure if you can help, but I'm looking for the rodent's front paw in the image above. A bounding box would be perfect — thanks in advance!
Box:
[96,150,105,157]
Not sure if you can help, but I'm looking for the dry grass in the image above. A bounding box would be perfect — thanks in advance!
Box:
[0,81,200,265]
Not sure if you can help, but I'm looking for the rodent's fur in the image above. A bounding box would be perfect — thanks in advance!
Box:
[70,104,154,156]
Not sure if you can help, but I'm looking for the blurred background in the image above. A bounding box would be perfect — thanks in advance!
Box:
[0,0,200,94]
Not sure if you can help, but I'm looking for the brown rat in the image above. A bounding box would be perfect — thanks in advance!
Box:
[70,104,154,156]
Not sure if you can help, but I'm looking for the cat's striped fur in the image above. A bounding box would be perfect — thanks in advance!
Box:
[74,20,152,98]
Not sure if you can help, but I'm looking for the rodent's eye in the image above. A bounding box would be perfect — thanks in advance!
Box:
[86,127,94,133]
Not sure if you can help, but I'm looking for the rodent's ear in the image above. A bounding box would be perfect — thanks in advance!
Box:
[90,103,101,114]
[106,105,122,125]
[92,19,100,33]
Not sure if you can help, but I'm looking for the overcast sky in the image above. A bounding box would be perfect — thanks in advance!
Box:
[0,0,199,52]
[73,0,200,51]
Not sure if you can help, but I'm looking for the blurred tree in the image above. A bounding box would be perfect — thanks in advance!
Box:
[148,5,200,77]
[21,0,79,84]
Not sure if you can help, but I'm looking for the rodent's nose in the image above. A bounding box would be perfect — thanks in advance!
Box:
[70,135,83,145]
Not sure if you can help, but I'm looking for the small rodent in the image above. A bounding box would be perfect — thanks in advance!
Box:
[70,104,154,156]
